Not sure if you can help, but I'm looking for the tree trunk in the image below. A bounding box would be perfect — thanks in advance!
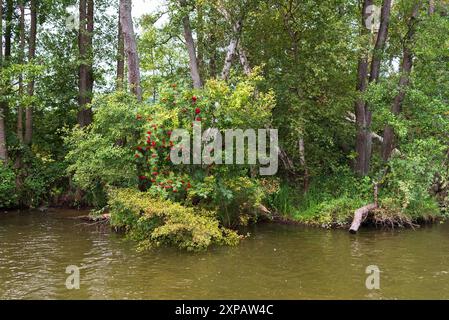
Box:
[77,0,94,127]
[25,0,37,145]
[0,0,2,65]
[120,0,142,101]
[429,0,435,15]
[238,44,252,76]
[0,0,6,164]
[180,0,202,89]
[381,4,420,161]
[299,138,309,193]
[355,0,391,175]
[4,0,12,58]
[196,3,205,78]
[349,184,379,233]
[116,6,125,90]
[209,34,218,78]
[17,1,25,142]
[355,0,391,173]
[349,203,378,233]
[354,0,373,176]
[0,0,11,164]
[86,0,94,103]
[369,0,392,83]
[221,19,243,81]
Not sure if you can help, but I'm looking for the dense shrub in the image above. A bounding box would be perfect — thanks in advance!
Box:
[108,188,240,251]
[0,165,17,209]
[65,92,144,207]
[20,160,67,208]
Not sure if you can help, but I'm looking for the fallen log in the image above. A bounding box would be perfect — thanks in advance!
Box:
[349,203,378,234]
[349,183,379,234]
[73,214,110,222]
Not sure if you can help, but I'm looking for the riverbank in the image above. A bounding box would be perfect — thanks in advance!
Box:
[268,193,447,232]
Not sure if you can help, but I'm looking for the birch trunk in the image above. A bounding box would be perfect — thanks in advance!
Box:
[238,44,252,76]
[221,19,242,81]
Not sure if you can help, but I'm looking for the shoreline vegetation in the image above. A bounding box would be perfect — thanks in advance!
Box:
[1,1,448,252]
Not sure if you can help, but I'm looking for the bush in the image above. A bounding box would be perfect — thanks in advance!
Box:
[65,92,144,207]
[0,165,17,209]
[108,188,241,251]
[295,196,365,228]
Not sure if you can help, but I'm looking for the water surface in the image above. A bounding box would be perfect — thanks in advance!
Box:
[1,209,448,299]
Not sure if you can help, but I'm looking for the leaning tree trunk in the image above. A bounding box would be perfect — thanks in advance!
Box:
[120,0,142,101]
[221,19,243,81]
[369,0,392,83]
[180,0,202,89]
[381,4,420,161]
[25,0,37,145]
[349,184,379,233]
[238,44,252,76]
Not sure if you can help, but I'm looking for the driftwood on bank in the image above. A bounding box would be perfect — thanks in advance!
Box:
[349,183,378,234]
[349,203,377,234]
[73,213,110,222]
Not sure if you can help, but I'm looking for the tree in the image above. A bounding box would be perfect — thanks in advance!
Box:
[120,0,142,100]
[78,0,95,127]
[180,0,202,89]
[17,0,25,142]
[354,0,391,175]
[0,0,7,164]
[218,6,243,81]
[117,5,125,90]
[25,0,37,145]
[381,2,420,161]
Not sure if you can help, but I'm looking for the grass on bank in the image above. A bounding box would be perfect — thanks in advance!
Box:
[268,178,447,229]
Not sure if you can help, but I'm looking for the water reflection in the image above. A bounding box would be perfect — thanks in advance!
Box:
[1,210,449,299]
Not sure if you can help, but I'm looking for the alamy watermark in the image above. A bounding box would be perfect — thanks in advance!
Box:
[65,5,79,31]
[65,265,80,290]
[365,265,380,290]
[169,122,279,176]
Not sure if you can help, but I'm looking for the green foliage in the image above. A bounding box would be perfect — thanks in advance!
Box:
[0,166,17,209]
[380,138,447,218]
[65,92,143,206]
[132,78,273,226]
[20,159,67,208]
[189,175,265,227]
[295,196,365,228]
[108,188,240,251]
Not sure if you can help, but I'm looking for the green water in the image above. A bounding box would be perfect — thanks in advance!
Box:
[1,209,449,300]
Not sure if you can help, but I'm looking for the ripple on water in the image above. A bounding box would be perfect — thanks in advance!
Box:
[1,211,449,299]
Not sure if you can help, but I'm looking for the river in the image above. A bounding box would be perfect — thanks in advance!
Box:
[1,209,449,299]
